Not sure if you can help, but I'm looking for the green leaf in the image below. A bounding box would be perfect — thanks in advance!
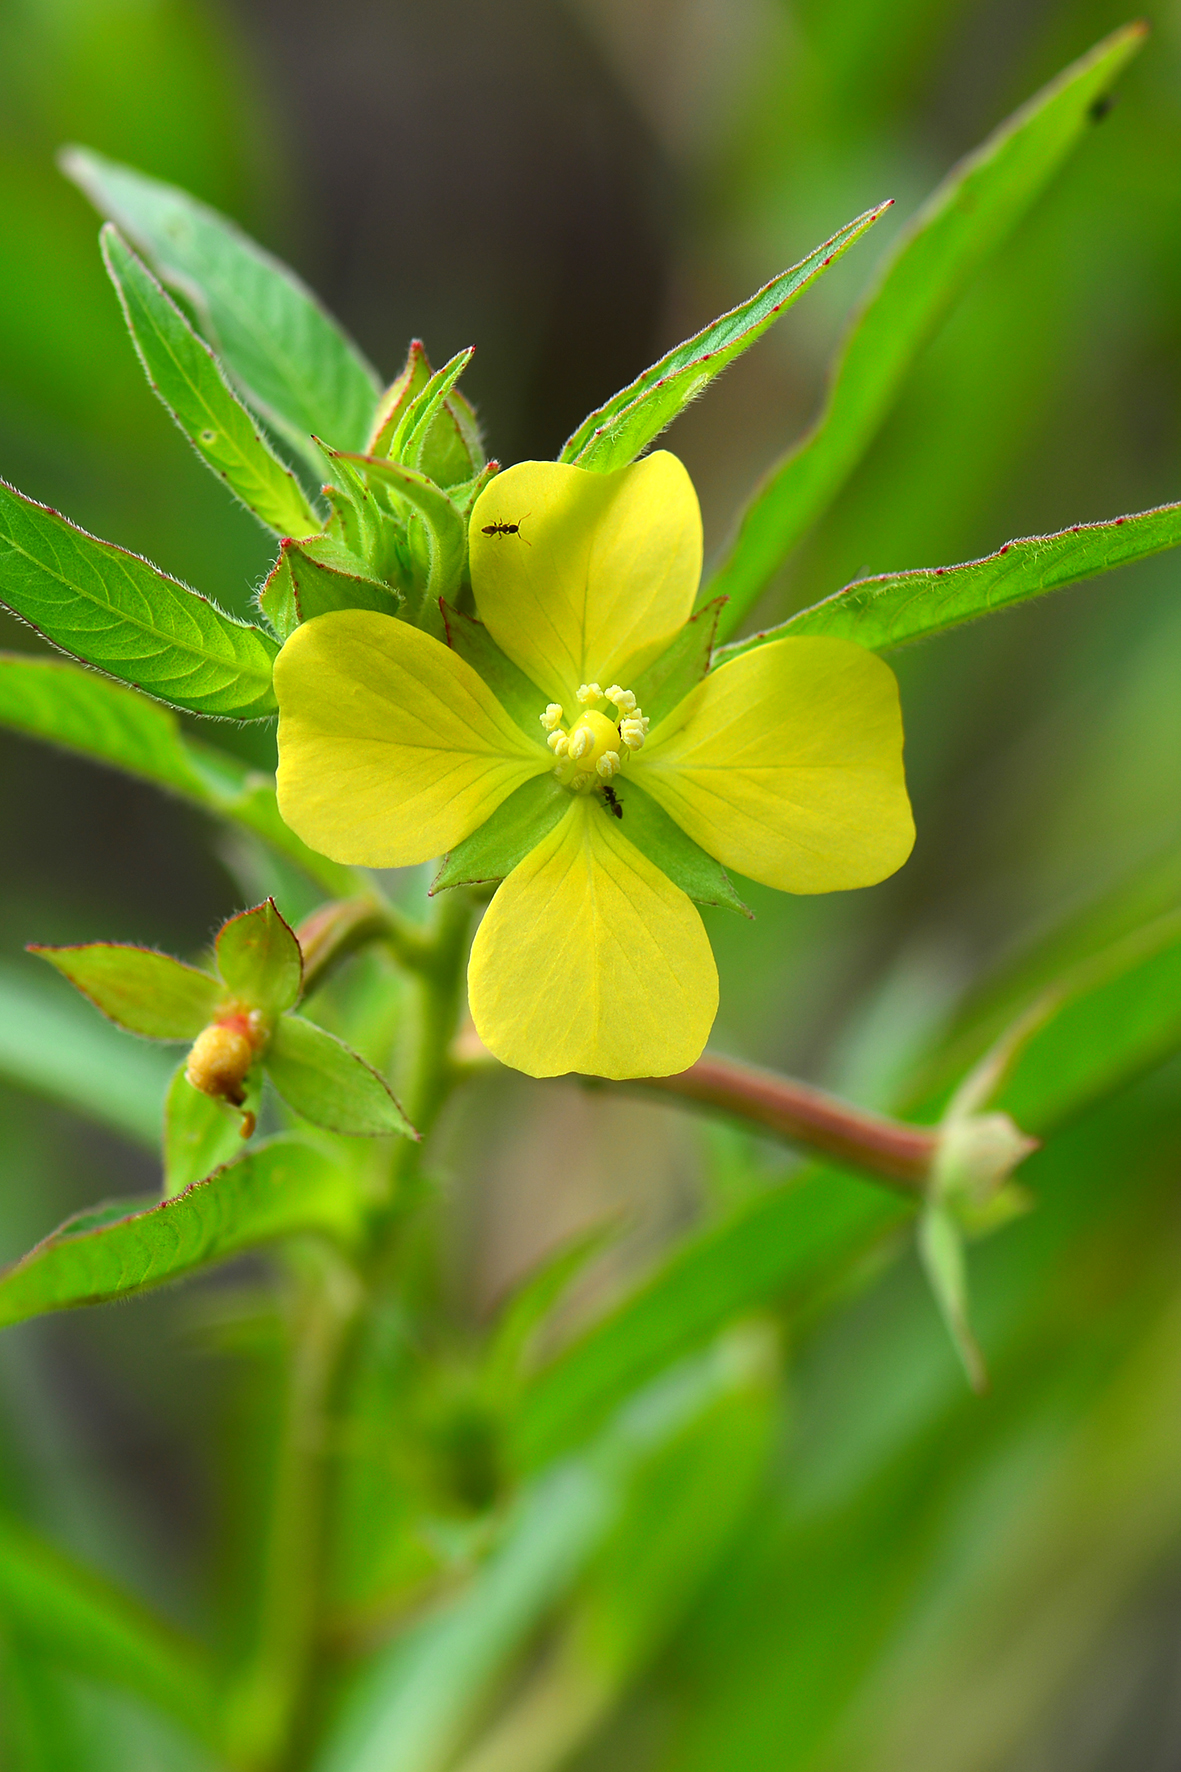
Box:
[0,654,355,898]
[389,348,476,471]
[339,452,468,606]
[215,898,303,1014]
[61,147,381,466]
[28,944,220,1040]
[0,1137,357,1327]
[916,1204,987,1394]
[432,774,568,893]
[0,964,171,1146]
[514,1169,906,1470]
[265,1014,415,1139]
[627,598,722,727]
[707,21,1148,639]
[259,535,401,641]
[609,779,751,917]
[368,339,433,454]
[163,1060,254,1197]
[560,202,893,474]
[480,1221,622,1403]
[724,500,1181,659]
[418,385,484,491]
[100,226,322,540]
[441,605,545,733]
[0,480,278,719]
[0,1510,217,1742]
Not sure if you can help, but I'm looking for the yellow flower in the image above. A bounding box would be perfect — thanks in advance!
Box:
[274,453,914,1080]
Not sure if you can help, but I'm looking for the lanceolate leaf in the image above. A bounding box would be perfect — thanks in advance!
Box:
[0,654,355,897]
[721,501,1181,660]
[561,202,893,474]
[707,22,1148,638]
[100,226,322,539]
[28,944,220,1040]
[215,898,303,1014]
[0,1511,217,1741]
[0,481,278,718]
[62,147,381,466]
[265,1015,416,1139]
[0,1138,357,1327]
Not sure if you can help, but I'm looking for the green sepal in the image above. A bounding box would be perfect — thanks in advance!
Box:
[215,898,303,1014]
[609,780,751,916]
[441,604,546,734]
[259,535,401,641]
[448,458,500,517]
[0,479,279,719]
[560,202,891,473]
[917,1204,988,1394]
[29,943,222,1040]
[628,598,724,727]
[265,1014,416,1139]
[163,1060,258,1196]
[367,339,432,454]
[387,347,474,470]
[432,775,568,893]
[368,340,485,488]
[339,453,468,609]
[100,226,322,540]
[318,448,394,580]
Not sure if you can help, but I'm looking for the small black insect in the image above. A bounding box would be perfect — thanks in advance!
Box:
[481,511,531,545]
[601,785,623,819]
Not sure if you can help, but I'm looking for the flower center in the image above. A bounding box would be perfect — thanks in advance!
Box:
[540,684,650,793]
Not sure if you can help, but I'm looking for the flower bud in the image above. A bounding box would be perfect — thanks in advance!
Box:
[185,1011,266,1108]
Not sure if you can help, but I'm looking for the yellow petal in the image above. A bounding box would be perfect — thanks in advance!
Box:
[275,610,548,868]
[468,798,717,1079]
[469,453,701,705]
[636,636,915,893]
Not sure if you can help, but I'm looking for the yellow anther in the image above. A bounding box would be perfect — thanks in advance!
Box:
[620,713,649,750]
[571,771,594,791]
[540,703,564,732]
[547,731,570,756]
[568,726,593,761]
[596,751,621,779]
[606,685,636,714]
[576,683,603,705]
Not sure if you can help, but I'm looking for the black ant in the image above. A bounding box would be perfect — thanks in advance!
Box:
[481,512,531,545]
[601,785,623,819]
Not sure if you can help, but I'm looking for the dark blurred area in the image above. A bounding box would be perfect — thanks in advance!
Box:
[1,1,1180,1765]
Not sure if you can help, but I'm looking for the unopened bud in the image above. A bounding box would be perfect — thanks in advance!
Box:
[185,1012,266,1108]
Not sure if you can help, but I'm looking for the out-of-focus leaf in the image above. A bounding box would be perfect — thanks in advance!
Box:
[265,1015,415,1139]
[315,1336,763,1772]
[215,899,302,1014]
[163,1061,252,1196]
[708,22,1148,638]
[609,780,751,917]
[480,1222,623,1403]
[0,964,172,1145]
[514,1170,906,1470]
[29,943,220,1040]
[0,481,278,718]
[722,501,1181,659]
[100,226,322,539]
[0,1510,216,1742]
[61,147,381,466]
[561,204,892,474]
[0,654,356,897]
[432,776,568,893]
[0,1137,356,1326]
[917,1205,986,1394]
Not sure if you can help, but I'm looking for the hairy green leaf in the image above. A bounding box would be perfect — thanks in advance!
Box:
[368,340,486,489]
[339,452,468,605]
[29,944,220,1040]
[561,203,892,474]
[62,147,381,465]
[0,481,278,718]
[0,1511,217,1741]
[708,22,1148,638]
[432,775,568,893]
[101,226,322,539]
[0,1138,357,1326]
[215,899,302,1014]
[265,1015,415,1139]
[163,1061,253,1197]
[259,535,400,642]
[610,780,751,917]
[0,965,171,1145]
[0,654,355,897]
[723,501,1181,659]
[389,348,475,468]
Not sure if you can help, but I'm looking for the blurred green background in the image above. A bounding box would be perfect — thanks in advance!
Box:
[1,1,1181,1766]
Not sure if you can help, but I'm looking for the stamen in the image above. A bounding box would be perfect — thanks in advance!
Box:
[606,685,636,714]
[568,727,593,761]
[576,683,603,705]
[547,731,570,756]
[540,703,564,732]
[596,751,621,779]
[570,771,594,791]
[620,713,649,751]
